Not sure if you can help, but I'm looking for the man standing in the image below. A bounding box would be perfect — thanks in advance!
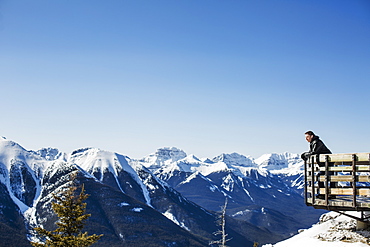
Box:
[301,130,334,199]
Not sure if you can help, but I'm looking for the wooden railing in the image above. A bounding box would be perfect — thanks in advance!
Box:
[304,153,370,210]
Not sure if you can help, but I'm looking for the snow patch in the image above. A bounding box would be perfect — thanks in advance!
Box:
[178,172,200,185]
[243,188,254,202]
[131,207,143,212]
[232,209,251,217]
[163,210,190,231]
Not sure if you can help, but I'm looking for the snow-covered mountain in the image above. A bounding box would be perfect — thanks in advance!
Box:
[1,138,286,247]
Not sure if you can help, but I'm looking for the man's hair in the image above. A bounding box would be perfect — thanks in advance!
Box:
[305,131,315,136]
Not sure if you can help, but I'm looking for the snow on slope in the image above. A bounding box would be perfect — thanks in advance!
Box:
[69,148,124,181]
[263,212,370,247]
[68,147,153,206]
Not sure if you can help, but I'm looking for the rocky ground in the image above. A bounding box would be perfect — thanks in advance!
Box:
[315,212,370,245]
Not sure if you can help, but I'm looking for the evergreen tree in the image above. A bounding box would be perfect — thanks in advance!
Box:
[31,173,102,247]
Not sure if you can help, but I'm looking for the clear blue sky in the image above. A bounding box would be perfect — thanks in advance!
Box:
[1,0,369,159]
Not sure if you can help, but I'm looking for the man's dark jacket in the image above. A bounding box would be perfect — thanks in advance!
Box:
[301,135,331,161]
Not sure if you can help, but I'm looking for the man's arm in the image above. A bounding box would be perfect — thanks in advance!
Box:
[301,152,310,161]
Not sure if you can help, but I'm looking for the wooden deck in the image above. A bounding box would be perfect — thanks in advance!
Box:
[304,152,370,211]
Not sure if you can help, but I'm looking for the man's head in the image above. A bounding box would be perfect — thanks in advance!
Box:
[305,131,315,143]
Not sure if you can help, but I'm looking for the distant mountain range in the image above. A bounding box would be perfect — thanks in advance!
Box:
[0,137,325,246]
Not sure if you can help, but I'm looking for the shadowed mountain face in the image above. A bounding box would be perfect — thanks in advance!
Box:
[0,182,31,246]
[0,139,322,246]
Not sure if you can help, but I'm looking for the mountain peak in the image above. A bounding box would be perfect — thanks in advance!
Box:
[31,147,65,161]
[70,147,96,156]
[0,137,27,153]
[155,147,186,158]
[212,152,256,167]
[142,147,187,165]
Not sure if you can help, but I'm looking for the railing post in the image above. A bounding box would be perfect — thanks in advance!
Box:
[325,155,329,206]
[311,155,315,205]
[304,159,308,205]
[352,154,357,208]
